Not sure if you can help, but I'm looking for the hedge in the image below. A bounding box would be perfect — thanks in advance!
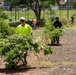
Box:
[9,19,45,27]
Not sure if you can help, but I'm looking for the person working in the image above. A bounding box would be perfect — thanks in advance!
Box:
[52,17,62,45]
[71,15,74,24]
[31,19,37,30]
[16,17,32,65]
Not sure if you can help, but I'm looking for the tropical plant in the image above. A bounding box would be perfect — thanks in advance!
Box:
[43,22,64,44]
[0,18,15,38]
[0,9,9,19]
[41,44,52,55]
[0,34,52,68]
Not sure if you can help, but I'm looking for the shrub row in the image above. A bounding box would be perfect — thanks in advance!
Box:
[9,19,45,27]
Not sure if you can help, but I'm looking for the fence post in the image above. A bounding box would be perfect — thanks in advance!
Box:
[67,0,69,19]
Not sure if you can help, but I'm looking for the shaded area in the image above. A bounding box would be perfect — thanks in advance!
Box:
[0,66,36,74]
[0,28,76,75]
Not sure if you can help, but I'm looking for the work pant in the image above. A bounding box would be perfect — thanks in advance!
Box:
[23,49,27,65]
[51,36,59,44]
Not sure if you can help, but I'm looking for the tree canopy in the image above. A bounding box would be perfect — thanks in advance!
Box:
[8,0,60,20]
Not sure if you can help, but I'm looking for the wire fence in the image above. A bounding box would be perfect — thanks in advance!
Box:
[7,9,76,21]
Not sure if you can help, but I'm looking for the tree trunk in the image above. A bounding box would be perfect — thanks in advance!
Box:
[15,8,17,21]
[34,10,41,21]
[33,1,41,21]
[26,1,41,21]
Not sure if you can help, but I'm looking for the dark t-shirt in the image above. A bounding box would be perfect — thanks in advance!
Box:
[53,21,62,28]
[71,16,74,21]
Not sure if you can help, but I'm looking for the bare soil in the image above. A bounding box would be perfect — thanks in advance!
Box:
[0,28,76,75]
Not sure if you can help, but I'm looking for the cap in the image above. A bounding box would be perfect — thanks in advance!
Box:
[20,17,26,21]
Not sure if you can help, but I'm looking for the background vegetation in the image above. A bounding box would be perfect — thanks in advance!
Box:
[4,10,76,22]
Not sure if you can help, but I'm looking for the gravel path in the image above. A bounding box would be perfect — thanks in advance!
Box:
[0,28,76,75]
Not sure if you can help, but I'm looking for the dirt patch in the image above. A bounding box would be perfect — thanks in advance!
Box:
[0,29,76,75]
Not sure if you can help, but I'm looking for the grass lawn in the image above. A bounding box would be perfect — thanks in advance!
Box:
[5,10,76,21]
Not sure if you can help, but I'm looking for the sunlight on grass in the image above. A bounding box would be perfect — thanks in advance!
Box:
[40,61,59,66]
[62,62,76,66]
[38,61,76,66]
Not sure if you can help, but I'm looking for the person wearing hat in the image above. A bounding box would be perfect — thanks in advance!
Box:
[51,17,62,45]
[16,17,32,65]
[16,17,32,35]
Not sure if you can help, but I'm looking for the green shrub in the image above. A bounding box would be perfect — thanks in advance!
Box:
[0,33,3,39]
[0,34,52,68]
[9,21,20,27]
[9,21,32,27]
[41,44,52,55]
[50,17,55,23]
[37,19,45,27]
[0,9,9,19]
[0,19,15,38]
[9,19,45,28]
[9,18,12,22]
[43,22,64,43]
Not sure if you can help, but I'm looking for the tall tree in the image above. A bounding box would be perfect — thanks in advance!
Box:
[8,0,60,21]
